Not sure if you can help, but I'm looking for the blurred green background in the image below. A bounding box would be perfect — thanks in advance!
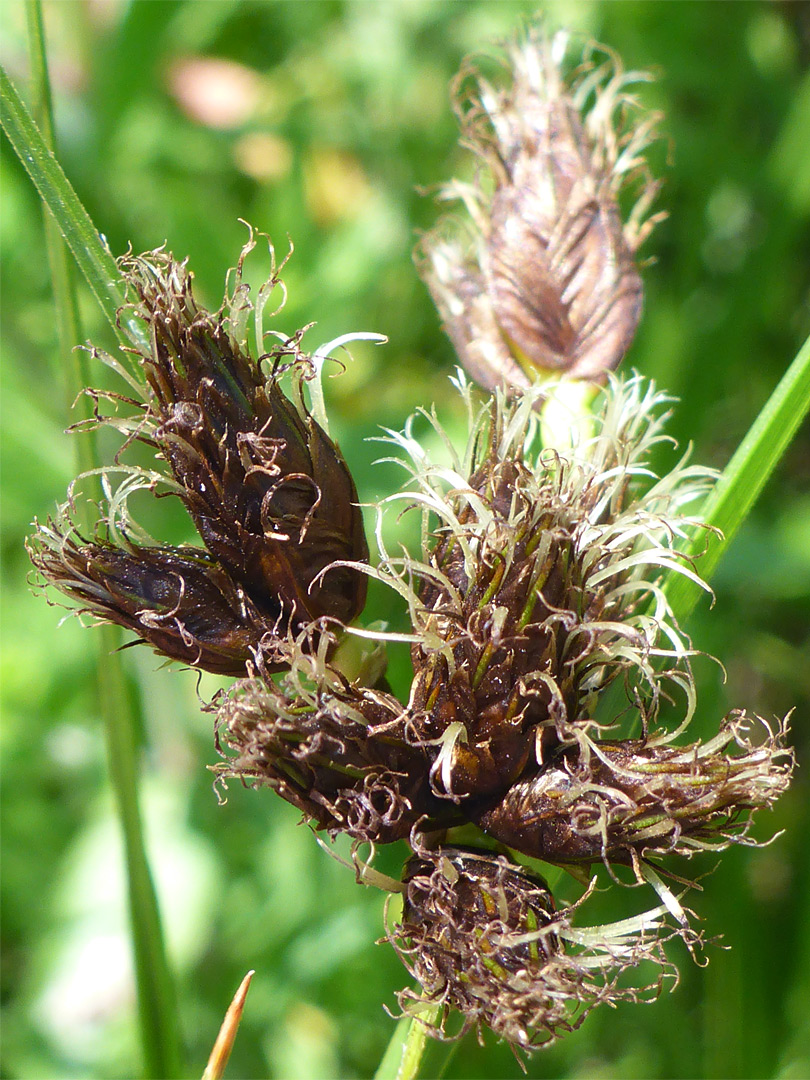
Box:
[2,2,809,1078]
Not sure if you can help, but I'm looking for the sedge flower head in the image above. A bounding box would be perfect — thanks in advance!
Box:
[28,25,795,1060]
[391,846,679,1051]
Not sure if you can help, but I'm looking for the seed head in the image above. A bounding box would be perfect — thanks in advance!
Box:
[116,246,368,630]
[475,713,794,868]
[27,521,277,675]
[213,631,449,843]
[374,373,714,805]
[391,847,676,1052]
[28,234,369,674]
[24,57,794,1051]
[420,28,663,388]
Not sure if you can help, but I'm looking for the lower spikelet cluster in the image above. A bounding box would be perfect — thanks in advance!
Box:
[212,370,792,1050]
[391,848,676,1050]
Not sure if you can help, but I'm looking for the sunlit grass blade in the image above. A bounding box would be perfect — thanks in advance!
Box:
[25,6,182,1077]
[374,1010,434,1080]
[24,1,93,464]
[375,1003,458,1080]
[202,970,255,1080]
[98,637,182,1078]
[665,331,810,623]
[0,61,146,355]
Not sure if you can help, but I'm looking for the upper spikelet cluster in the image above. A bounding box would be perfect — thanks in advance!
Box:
[382,375,710,803]
[419,28,663,389]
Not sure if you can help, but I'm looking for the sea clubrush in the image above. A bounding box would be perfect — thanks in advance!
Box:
[29,26,793,1060]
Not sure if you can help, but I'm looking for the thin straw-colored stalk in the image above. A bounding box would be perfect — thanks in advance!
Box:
[202,970,254,1080]
[24,6,181,1077]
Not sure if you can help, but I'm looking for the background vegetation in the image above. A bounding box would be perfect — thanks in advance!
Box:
[2,2,809,1078]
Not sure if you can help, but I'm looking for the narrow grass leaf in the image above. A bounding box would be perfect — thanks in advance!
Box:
[24,7,182,1077]
[0,62,147,355]
[665,331,810,623]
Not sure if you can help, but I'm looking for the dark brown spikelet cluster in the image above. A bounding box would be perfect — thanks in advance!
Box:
[391,848,675,1050]
[28,26,795,1064]
[29,534,270,675]
[476,714,793,867]
[387,384,793,879]
[213,631,443,844]
[119,248,367,633]
[29,233,368,675]
[405,425,658,804]
[213,370,792,1051]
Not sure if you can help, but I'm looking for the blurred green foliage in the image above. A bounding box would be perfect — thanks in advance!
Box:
[1,2,809,1078]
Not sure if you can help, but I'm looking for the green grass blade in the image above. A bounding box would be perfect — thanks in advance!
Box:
[0,61,146,354]
[375,1005,458,1080]
[24,1,93,462]
[375,1011,434,1080]
[665,331,810,623]
[25,7,181,1076]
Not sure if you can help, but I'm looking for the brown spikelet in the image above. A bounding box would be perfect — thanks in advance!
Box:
[420,28,664,388]
[118,249,368,629]
[475,714,794,867]
[28,239,370,675]
[391,847,676,1052]
[212,636,451,844]
[28,522,276,675]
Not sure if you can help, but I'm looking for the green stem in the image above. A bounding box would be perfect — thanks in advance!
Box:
[97,632,182,1079]
[665,331,810,623]
[25,6,181,1076]
[374,1005,456,1080]
[375,1012,433,1080]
